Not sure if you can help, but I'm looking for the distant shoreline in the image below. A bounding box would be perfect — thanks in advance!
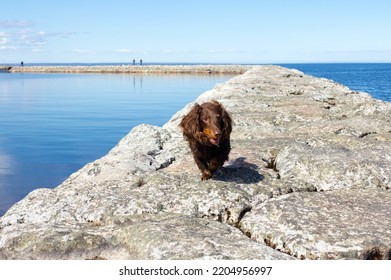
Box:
[8,65,253,74]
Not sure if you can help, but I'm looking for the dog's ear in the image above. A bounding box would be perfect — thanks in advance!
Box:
[180,104,203,139]
[221,105,232,138]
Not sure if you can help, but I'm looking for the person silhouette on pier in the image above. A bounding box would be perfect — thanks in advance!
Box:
[140,59,143,65]
[21,61,24,66]
[132,59,136,65]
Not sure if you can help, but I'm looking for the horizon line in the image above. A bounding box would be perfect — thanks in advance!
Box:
[2,61,391,66]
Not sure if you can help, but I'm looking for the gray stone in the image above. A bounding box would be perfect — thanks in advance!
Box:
[274,141,391,191]
[0,213,292,260]
[240,189,391,260]
[1,65,390,259]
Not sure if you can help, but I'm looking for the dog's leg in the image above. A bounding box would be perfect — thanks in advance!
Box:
[206,157,226,180]
[208,158,222,174]
[201,170,213,180]
[193,156,212,180]
[206,143,230,179]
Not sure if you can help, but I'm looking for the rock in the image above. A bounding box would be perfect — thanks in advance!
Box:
[274,141,391,191]
[1,65,390,259]
[240,188,391,260]
[68,124,176,183]
[0,213,291,260]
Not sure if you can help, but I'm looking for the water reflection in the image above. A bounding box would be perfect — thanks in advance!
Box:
[0,150,16,214]
[0,153,13,175]
[131,75,144,91]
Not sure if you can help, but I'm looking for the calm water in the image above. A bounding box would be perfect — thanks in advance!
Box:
[1,63,390,216]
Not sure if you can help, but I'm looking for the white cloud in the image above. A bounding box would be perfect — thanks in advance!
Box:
[71,49,96,55]
[115,48,135,53]
[0,20,33,28]
[18,30,48,46]
[0,46,17,50]
[0,33,17,49]
[208,48,237,53]
[114,49,204,55]
[0,20,79,51]
[0,36,8,44]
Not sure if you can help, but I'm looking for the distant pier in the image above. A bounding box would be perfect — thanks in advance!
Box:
[0,66,12,72]
[8,65,253,74]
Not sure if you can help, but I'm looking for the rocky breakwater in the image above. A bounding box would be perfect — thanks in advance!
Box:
[10,64,251,74]
[1,65,390,260]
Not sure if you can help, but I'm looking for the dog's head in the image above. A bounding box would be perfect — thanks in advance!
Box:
[180,100,232,146]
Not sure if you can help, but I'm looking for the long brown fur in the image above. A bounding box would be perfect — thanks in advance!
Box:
[180,100,232,180]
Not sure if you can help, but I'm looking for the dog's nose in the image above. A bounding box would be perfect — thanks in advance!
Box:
[214,130,222,137]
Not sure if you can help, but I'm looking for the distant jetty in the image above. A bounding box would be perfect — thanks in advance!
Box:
[0,66,12,72]
[9,65,252,74]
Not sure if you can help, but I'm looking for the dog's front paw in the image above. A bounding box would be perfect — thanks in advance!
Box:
[201,170,213,180]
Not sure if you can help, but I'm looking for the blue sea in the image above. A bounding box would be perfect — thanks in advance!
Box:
[283,63,391,102]
[0,63,390,216]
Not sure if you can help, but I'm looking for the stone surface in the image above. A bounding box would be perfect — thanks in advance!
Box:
[240,189,391,260]
[1,65,390,259]
[0,213,291,260]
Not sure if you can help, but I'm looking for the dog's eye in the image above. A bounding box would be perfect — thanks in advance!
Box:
[201,116,209,122]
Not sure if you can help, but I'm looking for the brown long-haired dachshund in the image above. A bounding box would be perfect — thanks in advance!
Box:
[180,100,232,180]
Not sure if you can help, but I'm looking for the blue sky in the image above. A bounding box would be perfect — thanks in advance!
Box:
[1,0,391,64]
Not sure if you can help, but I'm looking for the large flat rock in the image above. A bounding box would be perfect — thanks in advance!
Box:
[1,213,290,260]
[240,188,391,260]
[1,65,390,259]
